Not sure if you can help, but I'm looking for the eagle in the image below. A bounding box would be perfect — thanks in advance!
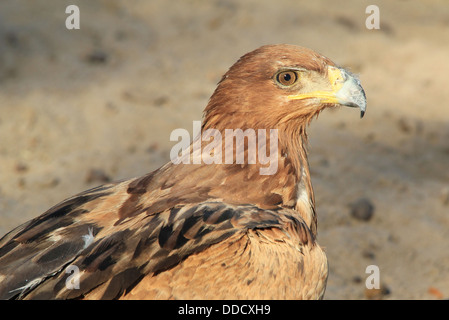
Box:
[0,44,366,300]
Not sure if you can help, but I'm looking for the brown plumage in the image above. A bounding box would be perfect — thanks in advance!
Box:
[0,44,366,300]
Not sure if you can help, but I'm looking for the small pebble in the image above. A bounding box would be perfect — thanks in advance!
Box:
[335,16,358,31]
[147,142,159,153]
[15,162,28,173]
[397,117,412,133]
[361,249,376,260]
[85,49,108,64]
[85,168,111,184]
[364,283,390,300]
[397,117,423,135]
[153,96,169,107]
[349,198,375,221]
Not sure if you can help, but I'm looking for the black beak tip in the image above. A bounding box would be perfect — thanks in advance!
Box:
[360,110,365,118]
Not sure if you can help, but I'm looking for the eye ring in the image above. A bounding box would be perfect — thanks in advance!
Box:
[275,70,299,87]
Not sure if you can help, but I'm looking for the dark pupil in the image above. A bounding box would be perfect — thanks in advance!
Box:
[283,73,291,82]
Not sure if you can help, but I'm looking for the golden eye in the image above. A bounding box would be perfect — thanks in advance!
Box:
[276,70,298,87]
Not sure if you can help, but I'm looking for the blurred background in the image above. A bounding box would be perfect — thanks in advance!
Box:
[0,0,448,299]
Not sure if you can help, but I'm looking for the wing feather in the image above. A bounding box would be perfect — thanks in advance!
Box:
[0,183,314,299]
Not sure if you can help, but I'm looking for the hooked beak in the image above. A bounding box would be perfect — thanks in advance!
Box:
[288,66,367,118]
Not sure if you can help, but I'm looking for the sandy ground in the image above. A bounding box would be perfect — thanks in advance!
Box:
[0,0,448,300]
